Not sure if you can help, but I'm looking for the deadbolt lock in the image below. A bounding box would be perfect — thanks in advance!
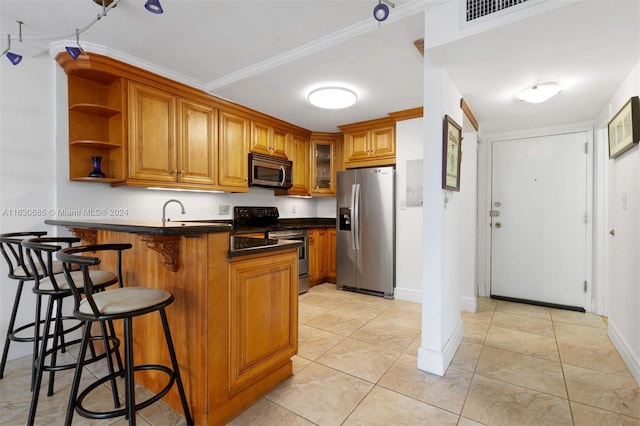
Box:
[494,222,502,229]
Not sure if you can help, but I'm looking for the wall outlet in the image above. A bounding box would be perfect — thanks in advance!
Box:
[218,205,230,215]
[291,205,296,214]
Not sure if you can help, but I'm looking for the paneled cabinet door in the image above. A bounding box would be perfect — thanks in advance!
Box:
[326,228,337,283]
[370,125,396,159]
[288,135,310,196]
[228,251,298,393]
[128,81,176,182]
[344,129,370,164]
[218,110,249,190]
[250,121,288,159]
[309,228,327,286]
[310,134,338,196]
[177,99,217,185]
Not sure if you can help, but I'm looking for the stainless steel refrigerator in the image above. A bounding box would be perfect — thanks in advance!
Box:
[336,166,395,299]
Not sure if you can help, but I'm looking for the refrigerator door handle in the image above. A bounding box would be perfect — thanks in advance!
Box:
[353,183,360,250]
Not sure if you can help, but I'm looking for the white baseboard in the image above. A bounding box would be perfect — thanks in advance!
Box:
[394,286,422,304]
[417,319,464,376]
[460,296,477,313]
[608,319,640,386]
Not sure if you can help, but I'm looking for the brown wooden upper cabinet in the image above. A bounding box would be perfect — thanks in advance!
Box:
[339,117,396,169]
[276,132,310,197]
[218,109,249,191]
[250,120,288,159]
[310,132,341,197]
[127,82,219,188]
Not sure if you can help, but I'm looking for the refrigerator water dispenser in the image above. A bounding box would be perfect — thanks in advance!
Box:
[339,207,351,230]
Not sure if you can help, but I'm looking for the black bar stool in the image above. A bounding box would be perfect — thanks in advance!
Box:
[58,243,193,426]
[22,237,124,426]
[0,231,48,381]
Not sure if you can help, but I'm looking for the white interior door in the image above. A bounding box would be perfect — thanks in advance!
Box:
[490,132,588,309]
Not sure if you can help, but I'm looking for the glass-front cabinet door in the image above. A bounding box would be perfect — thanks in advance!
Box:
[310,133,340,196]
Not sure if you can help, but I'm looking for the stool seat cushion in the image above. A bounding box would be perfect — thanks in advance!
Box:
[13,260,64,277]
[78,287,172,316]
[39,270,116,291]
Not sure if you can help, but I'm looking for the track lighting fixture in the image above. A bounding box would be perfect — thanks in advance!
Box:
[65,29,84,60]
[6,1,164,66]
[1,35,22,66]
[144,0,164,14]
[373,0,395,22]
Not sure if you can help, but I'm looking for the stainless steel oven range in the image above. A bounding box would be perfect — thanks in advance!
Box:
[266,228,309,294]
[233,206,309,294]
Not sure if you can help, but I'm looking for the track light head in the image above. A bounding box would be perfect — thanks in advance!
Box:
[65,46,83,60]
[373,0,394,22]
[6,51,22,65]
[1,35,22,66]
[144,0,164,14]
[65,29,84,61]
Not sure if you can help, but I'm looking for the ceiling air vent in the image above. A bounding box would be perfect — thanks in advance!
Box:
[466,0,530,21]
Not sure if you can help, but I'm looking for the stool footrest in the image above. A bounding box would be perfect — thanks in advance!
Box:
[38,334,120,373]
[75,364,176,420]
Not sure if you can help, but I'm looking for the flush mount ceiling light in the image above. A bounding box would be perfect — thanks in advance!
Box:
[308,87,357,109]
[373,0,395,22]
[517,82,562,103]
[145,0,164,14]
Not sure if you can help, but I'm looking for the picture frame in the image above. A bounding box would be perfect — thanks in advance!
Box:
[442,115,463,191]
[608,96,640,159]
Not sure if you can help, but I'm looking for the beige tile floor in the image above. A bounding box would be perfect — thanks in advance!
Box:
[1,283,639,425]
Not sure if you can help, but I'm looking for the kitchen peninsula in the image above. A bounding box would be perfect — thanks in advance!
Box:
[45,219,301,425]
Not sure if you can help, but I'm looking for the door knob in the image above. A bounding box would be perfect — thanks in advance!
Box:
[609,229,615,236]
[495,222,502,229]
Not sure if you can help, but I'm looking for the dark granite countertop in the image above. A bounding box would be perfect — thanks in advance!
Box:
[45,219,302,258]
[45,219,232,236]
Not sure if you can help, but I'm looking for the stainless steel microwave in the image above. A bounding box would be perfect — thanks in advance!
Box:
[248,153,293,189]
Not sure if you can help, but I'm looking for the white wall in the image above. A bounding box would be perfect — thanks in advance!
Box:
[600,62,640,384]
[458,129,478,312]
[0,56,57,361]
[418,48,475,375]
[395,117,424,303]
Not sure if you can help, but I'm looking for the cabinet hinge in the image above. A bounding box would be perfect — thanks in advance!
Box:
[583,281,587,292]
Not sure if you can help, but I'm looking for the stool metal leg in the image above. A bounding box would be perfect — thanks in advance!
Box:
[46,298,65,397]
[64,321,91,426]
[98,320,121,408]
[124,317,136,426]
[0,280,26,379]
[160,308,193,425]
[27,295,56,426]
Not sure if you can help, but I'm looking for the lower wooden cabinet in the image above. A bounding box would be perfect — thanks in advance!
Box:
[326,228,337,282]
[228,251,298,394]
[309,228,337,286]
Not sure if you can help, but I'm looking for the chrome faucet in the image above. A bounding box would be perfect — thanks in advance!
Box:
[161,199,186,223]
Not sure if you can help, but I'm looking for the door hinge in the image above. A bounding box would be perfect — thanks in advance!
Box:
[583,281,587,292]
[584,212,589,224]
[584,142,588,154]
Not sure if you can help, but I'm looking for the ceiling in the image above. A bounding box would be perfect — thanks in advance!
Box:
[1,0,638,134]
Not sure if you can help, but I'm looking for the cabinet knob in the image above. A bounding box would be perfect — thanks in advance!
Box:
[170,169,178,174]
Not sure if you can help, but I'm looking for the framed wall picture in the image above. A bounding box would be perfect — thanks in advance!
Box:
[442,115,463,191]
[608,96,640,159]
